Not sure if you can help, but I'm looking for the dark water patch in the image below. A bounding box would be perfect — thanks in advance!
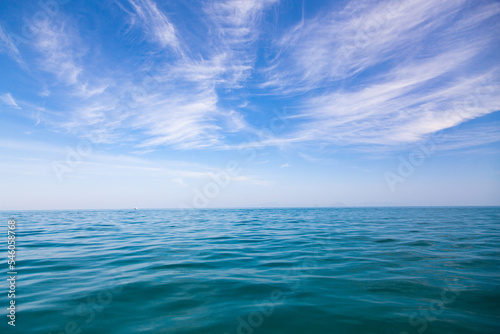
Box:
[374,238,398,243]
[404,240,435,246]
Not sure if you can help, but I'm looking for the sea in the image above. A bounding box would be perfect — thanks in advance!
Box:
[1,207,499,334]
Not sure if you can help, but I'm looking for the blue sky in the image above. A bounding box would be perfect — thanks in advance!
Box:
[0,0,499,210]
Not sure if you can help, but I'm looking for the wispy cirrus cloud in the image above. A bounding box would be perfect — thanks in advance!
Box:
[133,89,221,149]
[432,122,500,152]
[10,0,278,151]
[99,0,279,148]
[262,0,491,92]
[0,23,24,66]
[0,93,20,109]
[296,69,500,146]
[205,0,279,50]
[34,21,84,85]
[257,0,500,148]
[124,0,181,52]
[202,0,279,86]
[7,0,499,154]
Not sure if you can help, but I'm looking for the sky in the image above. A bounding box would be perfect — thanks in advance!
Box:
[0,0,499,210]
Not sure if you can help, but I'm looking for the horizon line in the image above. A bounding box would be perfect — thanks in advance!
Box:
[1,205,500,212]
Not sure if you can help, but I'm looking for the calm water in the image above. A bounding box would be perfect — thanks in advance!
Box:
[1,207,500,334]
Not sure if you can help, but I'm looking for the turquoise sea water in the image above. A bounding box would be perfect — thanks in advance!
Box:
[1,207,499,334]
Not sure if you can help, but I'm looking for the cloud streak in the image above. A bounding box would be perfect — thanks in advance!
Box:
[0,93,20,109]
[34,21,84,85]
[4,0,499,154]
[0,24,24,66]
[126,0,181,52]
[257,0,500,148]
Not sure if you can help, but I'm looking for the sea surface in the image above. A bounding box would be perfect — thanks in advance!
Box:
[1,207,500,334]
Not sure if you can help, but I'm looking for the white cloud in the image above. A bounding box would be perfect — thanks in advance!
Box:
[10,0,498,154]
[0,93,20,109]
[207,0,278,43]
[433,122,500,152]
[0,24,24,66]
[295,63,500,146]
[126,0,180,51]
[203,0,279,86]
[257,0,500,148]
[263,0,481,92]
[133,89,221,149]
[96,0,279,149]
[34,21,83,85]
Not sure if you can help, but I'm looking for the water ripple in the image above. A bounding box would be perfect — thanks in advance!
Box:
[0,207,499,333]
